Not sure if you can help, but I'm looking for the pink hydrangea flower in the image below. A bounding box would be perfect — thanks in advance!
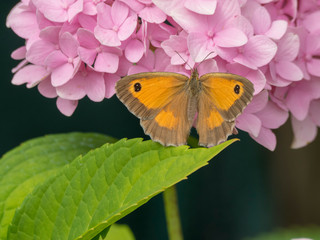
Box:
[94,1,137,47]
[6,0,320,150]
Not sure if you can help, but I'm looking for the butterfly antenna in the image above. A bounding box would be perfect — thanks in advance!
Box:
[196,52,214,68]
[174,51,193,70]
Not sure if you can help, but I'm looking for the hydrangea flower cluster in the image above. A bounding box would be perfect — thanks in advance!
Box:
[6,0,320,150]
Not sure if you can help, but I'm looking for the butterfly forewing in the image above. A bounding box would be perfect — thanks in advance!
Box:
[199,73,254,121]
[116,72,188,120]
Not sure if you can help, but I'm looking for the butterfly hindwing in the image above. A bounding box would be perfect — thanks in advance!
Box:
[196,91,235,147]
[141,90,194,146]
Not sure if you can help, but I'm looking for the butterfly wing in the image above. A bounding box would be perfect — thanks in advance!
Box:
[196,73,254,147]
[115,72,193,146]
[199,73,254,121]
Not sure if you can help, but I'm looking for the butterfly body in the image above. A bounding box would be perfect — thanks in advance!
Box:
[115,69,254,147]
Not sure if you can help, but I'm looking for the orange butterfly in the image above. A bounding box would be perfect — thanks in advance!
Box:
[115,68,254,147]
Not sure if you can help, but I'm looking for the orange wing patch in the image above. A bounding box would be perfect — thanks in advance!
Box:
[202,77,244,111]
[129,76,185,109]
[206,108,225,129]
[154,109,179,129]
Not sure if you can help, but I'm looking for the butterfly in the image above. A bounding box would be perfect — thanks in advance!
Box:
[115,68,254,147]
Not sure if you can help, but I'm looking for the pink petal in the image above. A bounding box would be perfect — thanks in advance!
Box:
[116,56,132,76]
[59,32,79,58]
[128,65,149,75]
[244,90,268,113]
[255,101,289,129]
[154,48,172,71]
[152,0,184,16]
[56,97,78,116]
[77,28,99,48]
[83,1,98,15]
[303,11,320,34]
[118,14,137,41]
[215,47,238,63]
[215,28,248,47]
[265,20,288,40]
[250,3,271,34]
[198,59,219,75]
[26,40,56,65]
[78,13,97,32]
[78,47,96,66]
[95,52,119,73]
[307,59,320,77]
[236,113,262,137]
[38,26,60,44]
[207,0,241,30]
[170,7,207,33]
[134,49,155,70]
[94,26,121,46]
[67,0,83,21]
[251,127,276,151]
[291,116,317,149]
[111,1,129,26]
[11,46,26,60]
[11,59,28,74]
[139,5,167,23]
[85,71,105,102]
[125,39,144,63]
[96,3,113,29]
[306,34,320,55]
[38,77,57,98]
[234,35,277,69]
[286,84,312,121]
[275,61,303,81]
[104,74,120,98]
[51,63,75,87]
[6,3,38,39]
[188,32,215,63]
[275,32,300,61]
[119,0,144,12]
[309,99,320,126]
[39,0,68,22]
[56,75,86,100]
[45,51,67,69]
[36,10,55,30]
[12,65,49,88]
[184,0,217,15]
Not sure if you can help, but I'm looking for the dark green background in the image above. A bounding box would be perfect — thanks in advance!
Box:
[1,2,320,240]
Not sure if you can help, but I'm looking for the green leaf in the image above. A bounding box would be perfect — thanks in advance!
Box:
[243,226,320,240]
[105,224,135,240]
[8,138,237,240]
[0,133,116,240]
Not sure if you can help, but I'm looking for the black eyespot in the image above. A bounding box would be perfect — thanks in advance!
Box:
[134,82,141,92]
[234,84,240,94]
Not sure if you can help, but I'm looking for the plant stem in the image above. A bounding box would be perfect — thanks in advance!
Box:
[163,185,183,240]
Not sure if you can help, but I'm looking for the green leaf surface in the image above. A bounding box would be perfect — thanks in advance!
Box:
[244,226,320,240]
[8,138,237,240]
[105,224,135,240]
[0,132,115,240]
